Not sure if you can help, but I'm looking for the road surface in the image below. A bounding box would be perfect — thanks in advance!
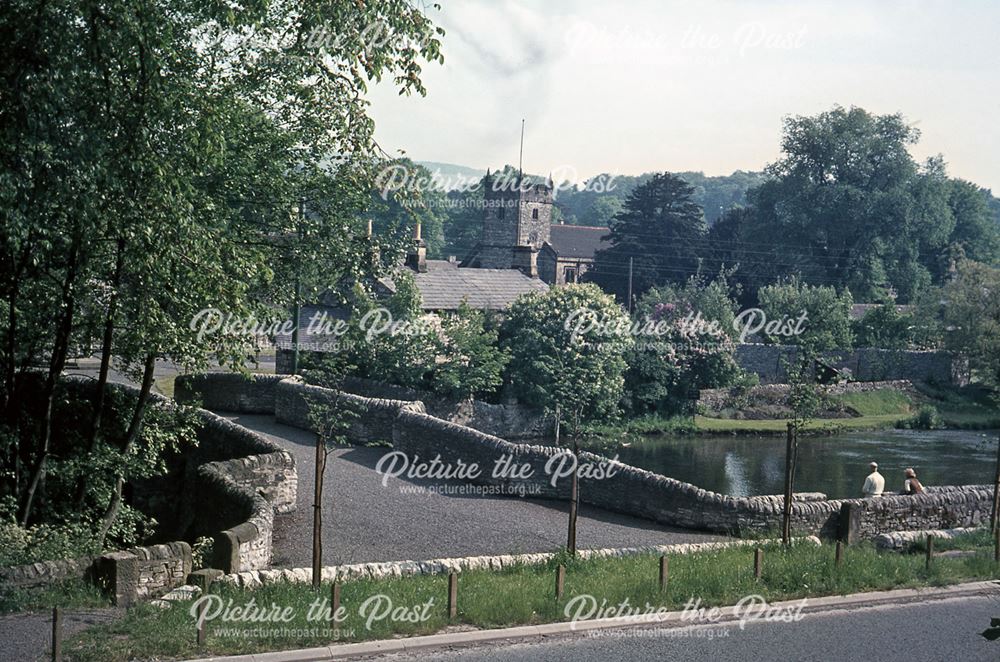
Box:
[371,594,1000,662]
[229,414,727,567]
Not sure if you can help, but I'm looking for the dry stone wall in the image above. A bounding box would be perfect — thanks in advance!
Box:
[174,373,992,545]
[736,344,967,385]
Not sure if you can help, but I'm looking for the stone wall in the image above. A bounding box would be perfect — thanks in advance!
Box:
[275,377,424,445]
[340,376,551,440]
[221,536,821,587]
[0,555,99,589]
[1,542,192,606]
[391,408,992,540]
[194,460,276,572]
[735,344,967,385]
[840,486,994,544]
[177,372,551,441]
[168,374,992,548]
[697,379,918,414]
[86,378,295,579]
[175,373,283,414]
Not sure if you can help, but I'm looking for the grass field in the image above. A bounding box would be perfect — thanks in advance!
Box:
[61,535,1000,661]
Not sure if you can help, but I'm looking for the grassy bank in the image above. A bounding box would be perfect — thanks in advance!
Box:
[585,383,998,438]
[63,536,1000,661]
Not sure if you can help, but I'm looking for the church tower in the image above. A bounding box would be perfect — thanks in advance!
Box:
[471,169,552,273]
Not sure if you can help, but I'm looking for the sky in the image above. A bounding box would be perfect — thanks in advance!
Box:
[365,0,1000,191]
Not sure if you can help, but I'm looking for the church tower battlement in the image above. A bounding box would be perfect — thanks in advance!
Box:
[474,170,553,270]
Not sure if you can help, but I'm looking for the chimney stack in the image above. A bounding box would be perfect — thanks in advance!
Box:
[405,222,427,273]
[512,245,538,278]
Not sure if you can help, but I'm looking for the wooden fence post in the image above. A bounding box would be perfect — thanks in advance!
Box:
[555,564,565,599]
[835,541,844,567]
[754,548,763,580]
[448,572,458,619]
[925,535,934,570]
[330,582,341,627]
[659,556,669,592]
[51,606,62,662]
[196,598,207,647]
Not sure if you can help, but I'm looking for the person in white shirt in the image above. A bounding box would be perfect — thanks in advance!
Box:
[862,462,885,497]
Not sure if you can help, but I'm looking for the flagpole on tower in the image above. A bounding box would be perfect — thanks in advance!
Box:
[518,118,525,178]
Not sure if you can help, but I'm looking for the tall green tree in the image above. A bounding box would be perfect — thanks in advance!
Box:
[0,0,443,529]
[590,173,707,302]
[732,106,999,303]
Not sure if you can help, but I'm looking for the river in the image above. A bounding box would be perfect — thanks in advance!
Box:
[590,428,998,499]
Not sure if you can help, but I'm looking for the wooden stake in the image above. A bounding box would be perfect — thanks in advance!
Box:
[330,582,341,626]
[448,573,458,619]
[925,535,934,570]
[754,548,763,580]
[51,606,62,662]
[555,564,565,599]
[659,555,669,592]
[782,423,795,545]
[835,541,844,567]
[196,599,207,647]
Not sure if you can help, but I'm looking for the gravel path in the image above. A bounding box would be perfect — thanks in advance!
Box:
[226,414,727,568]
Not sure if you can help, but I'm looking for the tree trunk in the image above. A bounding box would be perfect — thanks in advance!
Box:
[96,353,156,547]
[312,432,326,587]
[19,232,83,526]
[3,282,18,422]
[75,238,125,507]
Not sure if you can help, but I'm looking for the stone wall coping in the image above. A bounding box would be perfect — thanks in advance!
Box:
[220,536,822,587]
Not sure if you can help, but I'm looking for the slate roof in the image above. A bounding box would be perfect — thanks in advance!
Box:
[546,224,611,260]
[411,260,549,310]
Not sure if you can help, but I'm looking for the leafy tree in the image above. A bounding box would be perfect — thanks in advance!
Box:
[756,278,854,351]
[852,304,916,349]
[732,106,999,303]
[432,304,508,401]
[0,0,443,533]
[501,283,632,555]
[625,280,742,416]
[590,173,707,301]
[928,259,1000,387]
[502,284,632,423]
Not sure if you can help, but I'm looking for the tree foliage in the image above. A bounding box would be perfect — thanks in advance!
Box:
[0,0,443,534]
[590,173,708,301]
[501,284,632,429]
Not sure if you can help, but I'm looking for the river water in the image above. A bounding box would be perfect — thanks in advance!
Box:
[592,428,998,499]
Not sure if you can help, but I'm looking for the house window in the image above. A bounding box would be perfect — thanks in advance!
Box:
[532,208,539,220]
[564,267,578,283]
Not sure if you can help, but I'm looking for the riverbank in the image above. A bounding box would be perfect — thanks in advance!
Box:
[62,533,1000,661]
[584,383,1000,438]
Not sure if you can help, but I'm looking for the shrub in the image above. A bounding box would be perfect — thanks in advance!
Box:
[0,519,99,567]
[897,405,944,430]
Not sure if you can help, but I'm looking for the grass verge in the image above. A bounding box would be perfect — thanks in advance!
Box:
[0,579,110,615]
[64,538,1000,661]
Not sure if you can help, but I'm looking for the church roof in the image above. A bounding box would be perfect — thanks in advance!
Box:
[546,224,611,260]
[410,260,548,310]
